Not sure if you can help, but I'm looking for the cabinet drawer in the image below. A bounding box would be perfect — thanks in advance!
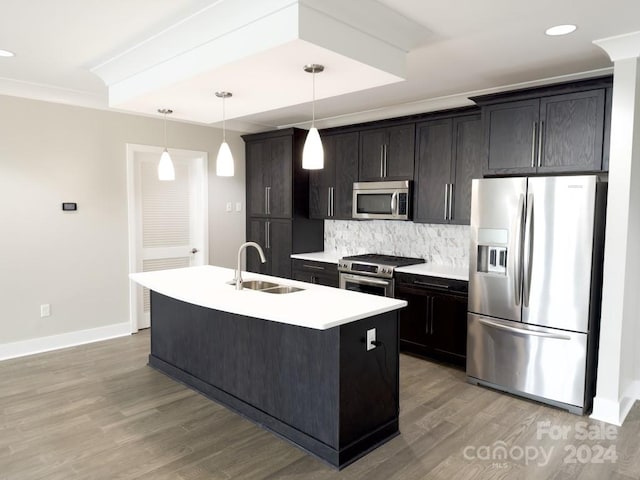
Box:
[291,259,339,288]
[395,272,468,294]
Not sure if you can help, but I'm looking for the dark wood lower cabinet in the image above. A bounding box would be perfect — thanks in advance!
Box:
[291,259,339,288]
[395,273,468,366]
[246,218,323,279]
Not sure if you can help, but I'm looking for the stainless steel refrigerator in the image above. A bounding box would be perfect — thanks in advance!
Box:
[466,175,607,414]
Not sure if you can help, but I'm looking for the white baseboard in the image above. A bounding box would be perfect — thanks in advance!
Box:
[0,322,131,361]
[591,380,640,426]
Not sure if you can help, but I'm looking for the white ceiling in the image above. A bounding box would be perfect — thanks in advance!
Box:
[1,0,639,132]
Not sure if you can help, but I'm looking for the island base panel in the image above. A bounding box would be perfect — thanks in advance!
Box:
[148,291,400,469]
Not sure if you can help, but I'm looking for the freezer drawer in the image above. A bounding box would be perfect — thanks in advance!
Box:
[466,313,588,409]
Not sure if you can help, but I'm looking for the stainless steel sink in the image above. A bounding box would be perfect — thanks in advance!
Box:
[259,285,304,294]
[241,280,279,290]
[231,280,304,294]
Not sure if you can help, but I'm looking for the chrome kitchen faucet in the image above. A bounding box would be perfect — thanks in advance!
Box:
[234,242,266,290]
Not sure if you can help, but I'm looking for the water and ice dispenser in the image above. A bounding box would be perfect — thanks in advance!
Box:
[476,228,508,275]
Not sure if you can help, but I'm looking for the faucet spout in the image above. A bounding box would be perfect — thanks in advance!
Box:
[235,242,266,290]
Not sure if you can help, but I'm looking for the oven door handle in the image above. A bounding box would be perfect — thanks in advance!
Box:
[341,274,391,287]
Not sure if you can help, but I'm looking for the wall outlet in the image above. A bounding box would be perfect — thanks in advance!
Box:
[40,304,51,318]
[366,328,376,351]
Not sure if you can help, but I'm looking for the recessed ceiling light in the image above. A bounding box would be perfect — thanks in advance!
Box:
[0,49,15,57]
[545,24,577,36]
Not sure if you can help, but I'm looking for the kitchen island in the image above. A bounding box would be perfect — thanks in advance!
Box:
[130,266,406,469]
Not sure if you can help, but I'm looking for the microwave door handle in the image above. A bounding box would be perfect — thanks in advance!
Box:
[391,192,398,215]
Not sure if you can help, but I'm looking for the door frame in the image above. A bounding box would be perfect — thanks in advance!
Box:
[126,143,209,333]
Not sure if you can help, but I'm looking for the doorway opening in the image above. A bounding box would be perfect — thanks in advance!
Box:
[126,144,209,332]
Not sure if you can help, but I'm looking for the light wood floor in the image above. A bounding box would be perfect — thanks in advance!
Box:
[1,330,638,480]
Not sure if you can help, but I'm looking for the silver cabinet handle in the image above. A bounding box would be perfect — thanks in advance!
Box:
[414,280,450,289]
[523,194,534,307]
[425,296,431,335]
[514,194,525,307]
[302,264,325,271]
[383,144,388,177]
[380,145,385,178]
[265,186,271,215]
[478,317,571,340]
[531,122,537,168]
[537,121,544,168]
[448,183,453,221]
[330,187,335,217]
[429,296,434,335]
[444,184,449,220]
[265,221,270,249]
[327,187,332,217]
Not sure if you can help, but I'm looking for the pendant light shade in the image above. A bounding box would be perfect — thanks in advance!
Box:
[158,148,175,181]
[302,127,323,169]
[215,91,234,177]
[302,64,324,170]
[157,108,175,181]
[216,141,234,176]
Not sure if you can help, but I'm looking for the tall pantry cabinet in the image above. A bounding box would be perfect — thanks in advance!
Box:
[242,128,324,279]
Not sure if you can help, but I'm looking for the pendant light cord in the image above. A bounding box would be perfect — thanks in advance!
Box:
[163,112,167,149]
[311,69,316,128]
[222,95,226,142]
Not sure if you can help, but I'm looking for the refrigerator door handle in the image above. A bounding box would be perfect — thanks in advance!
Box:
[513,194,525,306]
[477,317,571,341]
[523,194,534,307]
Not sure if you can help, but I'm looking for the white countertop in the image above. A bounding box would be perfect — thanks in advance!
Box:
[130,265,406,330]
[395,263,469,281]
[290,251,340,264]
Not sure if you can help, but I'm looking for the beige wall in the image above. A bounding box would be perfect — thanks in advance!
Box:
[0,95,246,345]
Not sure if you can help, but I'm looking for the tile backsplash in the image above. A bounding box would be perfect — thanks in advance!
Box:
[324,220,470,268]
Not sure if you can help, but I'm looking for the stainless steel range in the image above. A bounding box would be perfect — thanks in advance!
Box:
[338,254,425,297]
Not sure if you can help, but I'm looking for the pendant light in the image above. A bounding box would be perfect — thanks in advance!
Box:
[157,108,175,181]
[215,91,234,177]
[302,64,324,170]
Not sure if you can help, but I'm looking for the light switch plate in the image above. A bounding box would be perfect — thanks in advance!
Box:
[226,202,232,212]
[40,304,51,317]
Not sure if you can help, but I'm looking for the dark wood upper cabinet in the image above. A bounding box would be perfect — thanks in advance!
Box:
[413,113,482,225]
[473,76,612,176]
[451,115,483,224]
[484,99,540,175]
[414,118,452,224]
[310,131,358,220]
[359,124,415,181]
[245,130,298,219]
[538,90,605,173]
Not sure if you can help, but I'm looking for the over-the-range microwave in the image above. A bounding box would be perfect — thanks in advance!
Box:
[352,180,411,220]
